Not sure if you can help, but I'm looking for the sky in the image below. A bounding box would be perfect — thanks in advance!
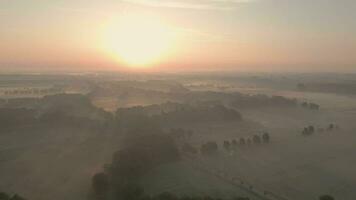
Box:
[0,0,356,72]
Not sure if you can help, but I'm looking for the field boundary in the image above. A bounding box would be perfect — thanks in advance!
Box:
[182,153,291,200]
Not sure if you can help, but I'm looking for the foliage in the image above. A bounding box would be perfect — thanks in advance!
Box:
[319,195,335,200]
[301,102,320,110]
[239,138,246,145]
[231,94,297,109]
[262,132,270,143]
[0,108,36,132]
[154,104,242,125]
[302,126,315,136]
[0,192,26,200]
[223,140,231,151]
[92,173,110,199]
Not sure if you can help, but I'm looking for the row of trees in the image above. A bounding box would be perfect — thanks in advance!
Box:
[0,94,243,138]
[116,192,251,200]
[91,131,255,200]
[301,102,320,110]
[2,87,62,96]
[152,104,242,125]
[0,94,112,136]
[302,126,315,136]
[302,124,338,136]
[92,183,252,200]
[170,128,194,140]
[231,94,298,109]
[223,133,271,151]
[198,133,271,156]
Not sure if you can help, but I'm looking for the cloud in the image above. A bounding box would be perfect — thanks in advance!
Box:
[122,0,256,10]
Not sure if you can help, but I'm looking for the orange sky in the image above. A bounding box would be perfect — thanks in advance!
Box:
[0,0,355,72]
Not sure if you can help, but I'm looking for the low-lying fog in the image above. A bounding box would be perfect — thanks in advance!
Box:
[0,72,355,200]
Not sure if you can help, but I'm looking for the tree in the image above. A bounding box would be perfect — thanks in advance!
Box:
[232,139,238,147]
[308,125,315,134]
[92,173,109,199]
[157,192,178,200]
[328,123,334,131]
[309,103,320,110]
[319,195,335,200]
[301,102,309,108]
[302,126,314,136]
[262,132,270,143]
[0,192,10,200]
[111,133,180,185]
[239,138,246,146]
[234,198,250,200]
[116,183,144,200]
[9,195,26,200]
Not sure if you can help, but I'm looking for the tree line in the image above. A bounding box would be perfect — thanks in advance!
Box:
[301,123,339,136]
[198,133,271,156]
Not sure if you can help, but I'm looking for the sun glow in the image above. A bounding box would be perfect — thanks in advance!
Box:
[105,14,176,68]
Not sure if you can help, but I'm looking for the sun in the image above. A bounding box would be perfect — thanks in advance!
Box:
[105,14,175,68]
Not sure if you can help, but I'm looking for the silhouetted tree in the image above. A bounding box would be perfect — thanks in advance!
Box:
[140,193,251,200]
[308,125,315,134]
[302,126,314,136]
[116,183,144,200]
[92,173,109,199]
[157,192,179,200]
[111,134,180,186]
[234,198,250,200]
[0,192,27,200]
[231,139,238,148]
[262,132,270,143]
[309,103,320,110]
[319,195,335,200]
[328,123,334,131]
[9,195,26,200]
[239,138,246,146]
[0,192,10,200]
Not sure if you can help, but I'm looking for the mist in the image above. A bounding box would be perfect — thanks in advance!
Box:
[1,1,356,200]
[0,72,355,200]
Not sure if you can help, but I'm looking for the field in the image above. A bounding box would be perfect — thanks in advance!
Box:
[141,89,356,200]
[1,73,356,200]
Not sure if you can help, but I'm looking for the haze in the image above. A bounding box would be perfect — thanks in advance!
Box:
[1,1,356,200]
[1,0,356,72]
